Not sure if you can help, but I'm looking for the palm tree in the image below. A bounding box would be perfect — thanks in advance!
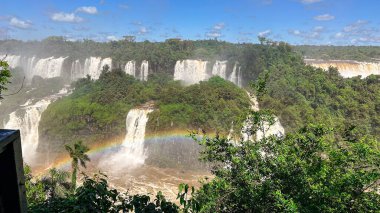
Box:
[41,168,70,199]
[65,140,90,191]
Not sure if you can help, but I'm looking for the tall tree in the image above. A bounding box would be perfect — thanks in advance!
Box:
[65,141,90,190]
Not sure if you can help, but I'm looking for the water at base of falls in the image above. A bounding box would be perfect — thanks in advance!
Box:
[98,108,153,172]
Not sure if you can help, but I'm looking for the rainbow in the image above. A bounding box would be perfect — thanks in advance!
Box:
[33,129,203,176]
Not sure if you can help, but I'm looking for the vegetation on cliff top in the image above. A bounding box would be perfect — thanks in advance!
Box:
[39,68,250,149]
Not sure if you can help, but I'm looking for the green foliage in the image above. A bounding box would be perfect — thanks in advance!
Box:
[0,58,11,99]
[252,44,380,141]
[65,141,90,190]
[41,168,71,199]
[189,112,380,212]
[24,165,45,207]
[29,173,179,213]
[40,71,250,150]
[295,45,380,62]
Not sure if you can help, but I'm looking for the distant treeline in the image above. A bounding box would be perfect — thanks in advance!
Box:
[295,45,380,62]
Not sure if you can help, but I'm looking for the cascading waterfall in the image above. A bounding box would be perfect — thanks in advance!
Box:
[71,57,112,80]
[140,60,149,81]
[99,107,153,171]
[0,54,21,68]
[124,60,136,77]
[174,59,209,85]
[0,54,67,80]
[228,62,243,87]
[32,56,67,79]
[3,87,70,164]
[212,60,228,79]
[70,59,83,81]
[122,108,153,165]
[5,99,51,163]
[305,59,380,78]
[174,59,243,87]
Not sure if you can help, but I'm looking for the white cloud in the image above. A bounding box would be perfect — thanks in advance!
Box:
[290,30,301,35]
[314,14,335,21]
[9,17,32,29]
[76,6,98,14]
[205,22,226,39]
[288,26,324,40]
[107,35,118,41]
[213,23,225,30]
[138,26,148,35]
[51,12,83,23]
[206,32,221,38]
[300,0,322,4]
[334,32,344,39]
[258,30,271,37]
[343,20,368,32]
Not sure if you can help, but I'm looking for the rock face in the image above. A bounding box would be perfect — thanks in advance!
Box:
[305,59,380,78]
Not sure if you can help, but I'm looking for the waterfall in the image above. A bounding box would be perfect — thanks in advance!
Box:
[74,57,113,80]
[3,87,70,164]
[212,60,228,79]
[5,99,51,164]
[174,59,243,87]
[98,108,153,171]
[125,61,136,77]
[174,59,209,85]
[0,54,21,68]
[242,92,284,141]
[0,54,67,80]
[32,57,67,79]
[140,60,149,81]
[70,59,83,81]
[305,59,380,78]
[122,108,153,165]
[228,62,243,87]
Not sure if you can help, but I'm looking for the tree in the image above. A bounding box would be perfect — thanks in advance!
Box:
[188,111,380,212]
[41,168,71,199]
[65,141,90,190]
[24,165,46,207]
[0,57,11,99]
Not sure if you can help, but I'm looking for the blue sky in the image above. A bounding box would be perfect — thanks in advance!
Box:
[1,0,380,45]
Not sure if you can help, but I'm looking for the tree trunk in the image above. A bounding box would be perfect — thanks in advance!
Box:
[72,167,77,191]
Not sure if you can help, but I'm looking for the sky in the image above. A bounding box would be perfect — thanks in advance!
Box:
[1,0,380,45]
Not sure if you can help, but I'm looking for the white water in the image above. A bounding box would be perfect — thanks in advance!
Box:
[3,87,70,164]
[305,59,380,78]
[70,57,112,80]
[32,57,67,79]
[124,61,136,77]
[242,92,285,141]
[228,62,243,87]
[174,60,209,85]
[140,60,149,81]
[5,100,51,163]
[99,108,153,171]
[1,54,67,81]
[174,59,243,87]
[212,60,228,79]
